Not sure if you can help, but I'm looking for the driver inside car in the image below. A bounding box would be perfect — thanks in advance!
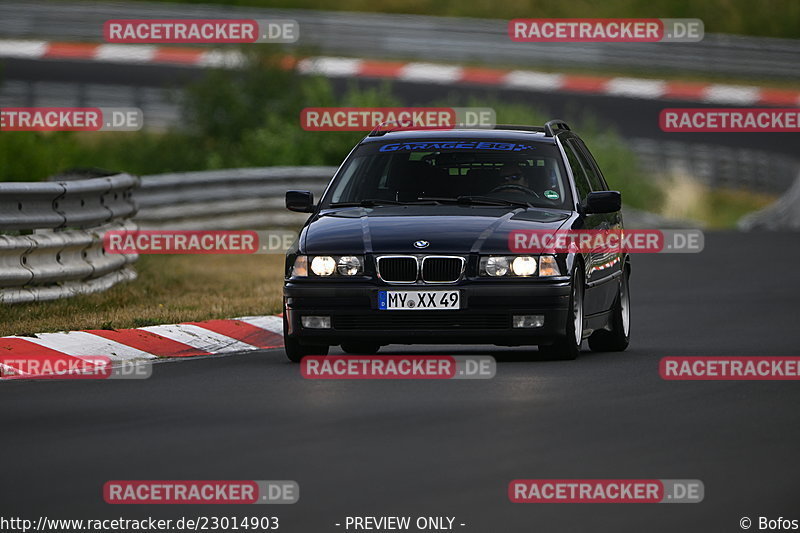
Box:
[494,162,564,201]
[491,162,538,199]
[499,162,527,185]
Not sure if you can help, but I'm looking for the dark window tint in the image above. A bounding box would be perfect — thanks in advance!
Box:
[562,140,592,201]
[574,139,609,191]
[323,140,572,209]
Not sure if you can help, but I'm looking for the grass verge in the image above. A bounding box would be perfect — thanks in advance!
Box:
[1,254,285,337]
[658,173,777,228]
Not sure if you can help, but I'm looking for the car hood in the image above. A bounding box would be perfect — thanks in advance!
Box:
[302,205,573,254]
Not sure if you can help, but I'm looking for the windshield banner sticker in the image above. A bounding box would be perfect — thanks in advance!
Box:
[379,141,537,152]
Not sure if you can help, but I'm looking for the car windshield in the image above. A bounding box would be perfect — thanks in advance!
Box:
[322,138,572,210]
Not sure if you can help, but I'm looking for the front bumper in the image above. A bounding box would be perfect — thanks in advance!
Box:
[283,280,571,346]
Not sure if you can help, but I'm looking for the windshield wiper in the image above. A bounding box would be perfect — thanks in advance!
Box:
[417,196,531,208]
[329,198,438,208]
[330,199,403,207]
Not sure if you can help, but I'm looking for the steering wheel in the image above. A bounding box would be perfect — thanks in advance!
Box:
[488,183,540,198]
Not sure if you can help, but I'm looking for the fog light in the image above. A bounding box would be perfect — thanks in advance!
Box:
[301,316,331,329]
[513,315,544,328]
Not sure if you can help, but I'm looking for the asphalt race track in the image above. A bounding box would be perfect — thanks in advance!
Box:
[3,231,799,532]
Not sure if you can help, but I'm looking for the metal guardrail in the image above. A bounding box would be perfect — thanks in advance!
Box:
[1,167,331,304]
[135,166,336,230]
[0,174,139,304]
[0,1,798,79]
[0,80,181,132]
[739,172,800,230]
[628,139,799,193]
[0,173,138,230]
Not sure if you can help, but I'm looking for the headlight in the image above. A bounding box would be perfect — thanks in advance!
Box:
[294,255,365,277]
[484,256,510,277]
[511,256,537,276]
[310,256,336,276]
[337,255,362,276]
[480,255,561,277]
[538,255,561,277]
[291,255,308,277]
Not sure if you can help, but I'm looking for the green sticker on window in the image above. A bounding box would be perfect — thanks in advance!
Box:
[544,190,559,200]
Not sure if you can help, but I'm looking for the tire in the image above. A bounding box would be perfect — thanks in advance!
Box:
[341,343,381,355]
[283,314,328,363]
[539,267,584,360]
[588,265,630,352]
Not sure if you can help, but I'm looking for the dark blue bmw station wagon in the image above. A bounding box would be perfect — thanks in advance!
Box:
[282,120,630,362]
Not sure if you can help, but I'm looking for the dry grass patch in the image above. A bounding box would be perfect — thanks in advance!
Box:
[1,254,285,337]
[658,171,777,228]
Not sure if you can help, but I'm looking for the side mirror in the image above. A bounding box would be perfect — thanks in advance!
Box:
[583,191,621,214]
[286,190,314,213]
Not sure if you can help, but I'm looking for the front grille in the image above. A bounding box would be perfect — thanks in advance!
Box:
[334,313,509,330]
[422,257,464,283]
[377,256,417,282]
[376,255,466,283]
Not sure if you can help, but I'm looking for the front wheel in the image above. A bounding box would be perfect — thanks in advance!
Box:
[539,268,584,360]
[283,314,328,362]
[588,266,630,352]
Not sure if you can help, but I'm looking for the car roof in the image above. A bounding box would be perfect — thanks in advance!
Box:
[360,127,559,145]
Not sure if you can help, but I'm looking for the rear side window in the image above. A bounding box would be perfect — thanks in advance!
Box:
[562,140,592,201]
[570,139,607,191]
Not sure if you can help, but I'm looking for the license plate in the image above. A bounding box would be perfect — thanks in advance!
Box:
[378,290,460,311]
